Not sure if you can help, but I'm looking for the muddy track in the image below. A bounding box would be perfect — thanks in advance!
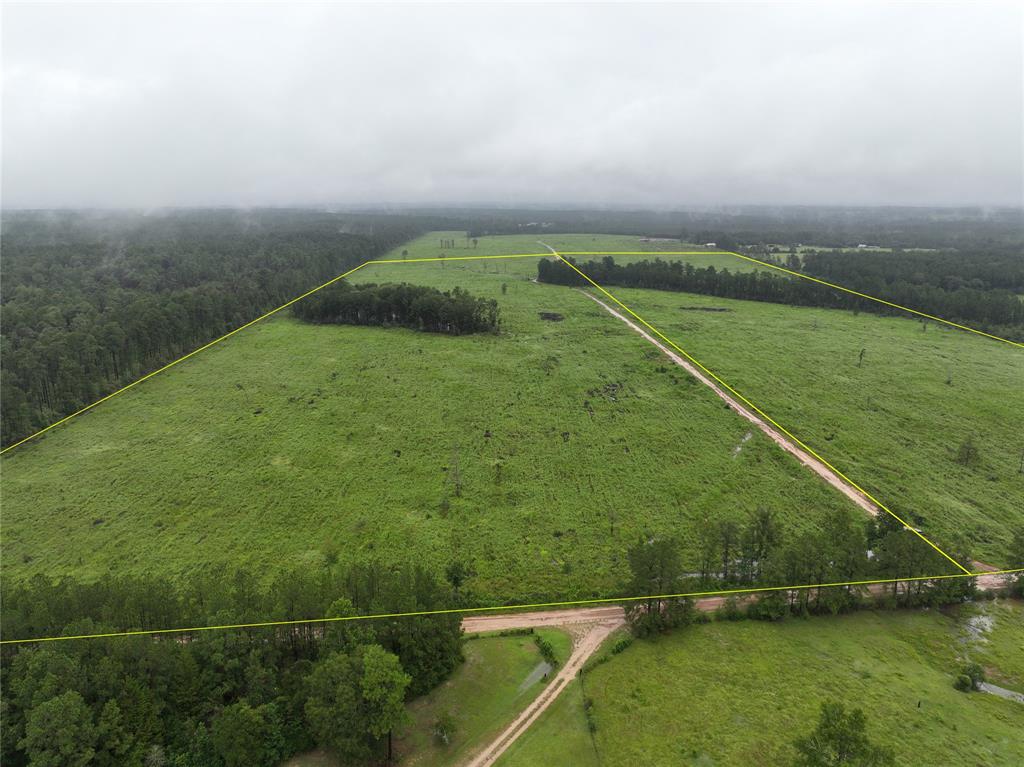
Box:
[460,599,736,767]
[570,284,1001,579]
[573,287,881,517]
[455,247,1003,765]
[461,611,623,767]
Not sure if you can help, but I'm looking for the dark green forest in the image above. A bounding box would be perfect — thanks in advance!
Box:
[4,207,1020,447]
[439,205,1024,250]
[1,206,1021,765]
[292,282,500,335]
[0,210,430,447]
[3,511,1017,766]
[537,254,1024,340]
[0,563,464,767]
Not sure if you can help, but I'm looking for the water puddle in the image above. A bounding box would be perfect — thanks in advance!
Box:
[517,661,552,694]
[978,682,1024,704]
[732,431,753,458]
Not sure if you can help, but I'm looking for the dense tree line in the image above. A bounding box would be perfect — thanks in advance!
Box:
[292,281,499,335]
[537,256,1024,339]
[0,561,464,766]
[439,205,1024,249]
[802,246,1024,293]
[798,246,1024,335]
[625,508,980,636]
[0,210,430,447]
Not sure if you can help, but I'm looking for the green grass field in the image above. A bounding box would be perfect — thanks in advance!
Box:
[592,281,1023,565]
[498,602,1024,767]
[2,230,1017,604]
[960,599,1024,695]
[286,628,571,767]
[498,676,600,767]
[0,233,847,603]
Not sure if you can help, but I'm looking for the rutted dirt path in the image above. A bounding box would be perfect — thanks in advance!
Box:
[461,609,624,767]
[460,600,740,767]
[575,287,881,517]
[453,247,1007,766]
[567,278,999,579]
[533,241,881,519]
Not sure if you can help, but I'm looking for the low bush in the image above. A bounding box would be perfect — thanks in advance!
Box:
[610,635,634,655]
[534,634,558,666]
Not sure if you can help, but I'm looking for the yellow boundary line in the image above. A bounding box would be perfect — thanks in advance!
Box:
[558,251,1024,348]
[4,246,1014,455]
[2,568,1019,645]
[547,248,972,573]
[1,242,1019,643]
[0,253,548,455]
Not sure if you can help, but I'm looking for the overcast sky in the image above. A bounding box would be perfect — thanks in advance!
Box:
[3,2,1022,209]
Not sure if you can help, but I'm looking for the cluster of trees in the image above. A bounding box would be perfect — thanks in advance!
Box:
[537,255,1024,340]
[793,701,895,767]
[799,247,1024,337]
[538,255,892,312]
[0,562,464,766]
[292,281,500,335]
[625,508,979,635]
[437,237,476,249]
[802,245,1024,293]
[0,210,427,447]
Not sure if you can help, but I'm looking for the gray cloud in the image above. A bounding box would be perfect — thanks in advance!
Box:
[3,2,1021,208]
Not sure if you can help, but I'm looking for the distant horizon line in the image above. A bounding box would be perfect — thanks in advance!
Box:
[3,202,1022,214]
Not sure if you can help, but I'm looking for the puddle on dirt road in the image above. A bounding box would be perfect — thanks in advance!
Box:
[979,682,1024,704]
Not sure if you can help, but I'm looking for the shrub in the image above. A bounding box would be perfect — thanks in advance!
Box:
[747,592,788,621]
[717,596,744,621]
[955,436,980,467]
[432,711,456,745]
[498,627,534,637]
[954,674,974,692]
[963,662,986,689]
[610,635,633,655]
[583,697,597,733]
[534,634,558,666]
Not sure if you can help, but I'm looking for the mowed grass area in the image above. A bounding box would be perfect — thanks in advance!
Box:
[499,603,1024,767]
[285,628,571,767]
[587,280,1024,565]
[498,676,599,767]
[0,233,852,602]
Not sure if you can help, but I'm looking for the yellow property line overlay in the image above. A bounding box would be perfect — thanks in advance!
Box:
[549,248,972,574]
[5,245,1012,454]
[3,568,1019,646]
[0,245,997,570]
[0,252,550,455]
[558,251,1024,348]
[0,244,1015,642]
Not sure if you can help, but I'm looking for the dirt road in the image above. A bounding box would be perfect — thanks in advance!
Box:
[463,606,626,634]
[453,246,1006,765]
[570,281,1009,577]
[461,609,624,767]
[460,599,743,766]
[534,241,882,519]
[576,287,882,516]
